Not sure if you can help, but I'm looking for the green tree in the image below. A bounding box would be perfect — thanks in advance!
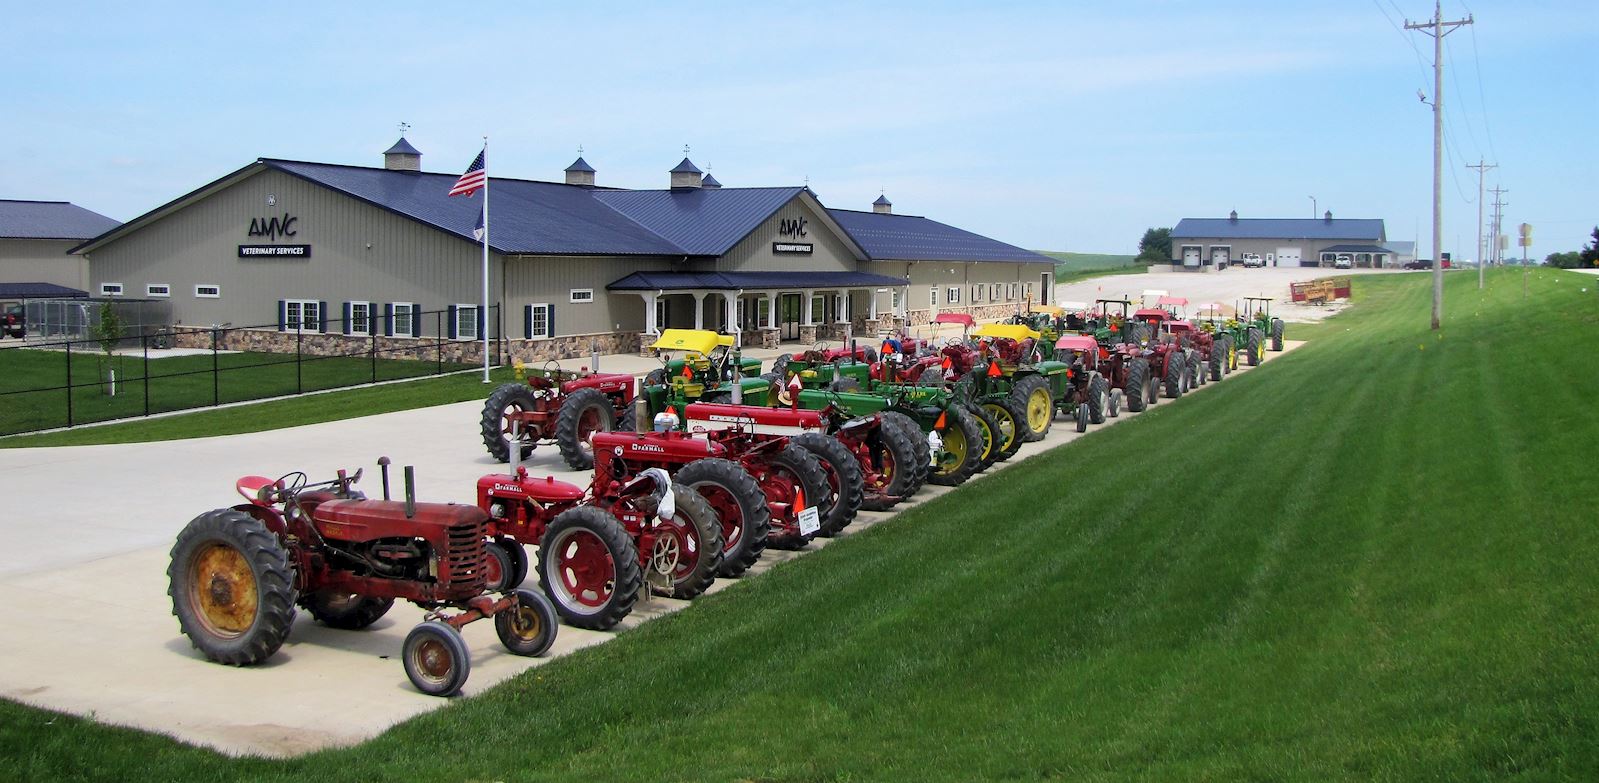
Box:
[1136,227,1172,264]
[1544,251,1581,268]
[1580,226,1599,269]
[93,301,125,396]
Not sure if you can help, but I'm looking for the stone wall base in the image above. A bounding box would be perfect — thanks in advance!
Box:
[504,331,641,364]
[168,326,645,366]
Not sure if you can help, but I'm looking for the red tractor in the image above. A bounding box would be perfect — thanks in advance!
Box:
[1129,307,1189,404]
[168,460,558,697]
[480,363,638,469]
[476,461,723,630]
[1052,335,1119,431]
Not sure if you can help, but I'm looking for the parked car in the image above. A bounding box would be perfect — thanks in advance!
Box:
[2,304,23,338]
[1239,253,1265,268]
[1334,254,1353,269]
[1403,259,1434,270]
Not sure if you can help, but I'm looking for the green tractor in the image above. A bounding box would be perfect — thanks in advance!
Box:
[959,322,1072,443]
[1242,296,1286,353]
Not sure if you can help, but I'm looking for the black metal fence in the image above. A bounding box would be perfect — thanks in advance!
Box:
[0,306,501,437]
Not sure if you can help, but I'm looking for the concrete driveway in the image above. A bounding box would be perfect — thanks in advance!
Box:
[0,343,1303,756]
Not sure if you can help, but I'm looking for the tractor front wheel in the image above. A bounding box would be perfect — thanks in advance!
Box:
[764,444,830,550]
[653,483,724,599]
[793,432,866,536]
[480,383,539,463]
[482,539,521,592]
[963,403,1000,471]
[168,508,297,666]
[858,414,920,511]
[1125,359,1149,413]
[403,621,471,697]
[538,505,642,630]
[881,412,930,496]
[304,591,394,630]
[1087,374,1109,424]
[1163,352,1185,398]
[555,388,615,471]
[676,458,771,578]
[927,407,983,487]
[1075,402,1090,433]
[496,588,559,657]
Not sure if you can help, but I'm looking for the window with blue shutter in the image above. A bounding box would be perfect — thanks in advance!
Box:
[447,305,458,340]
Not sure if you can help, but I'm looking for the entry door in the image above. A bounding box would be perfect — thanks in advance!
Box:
[1275,247,1301,267]
[1039,272,1052,305]
[779,293,802,341]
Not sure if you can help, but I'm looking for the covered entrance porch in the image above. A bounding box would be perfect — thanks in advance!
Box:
[608,270,910,349]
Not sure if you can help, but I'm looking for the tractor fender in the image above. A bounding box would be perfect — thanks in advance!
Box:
[230,502,287,538]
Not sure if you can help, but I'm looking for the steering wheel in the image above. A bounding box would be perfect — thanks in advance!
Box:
[268,471,308,505]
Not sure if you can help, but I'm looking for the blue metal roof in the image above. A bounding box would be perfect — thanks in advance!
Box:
[1321,244,1392,254]
[1172,217,1385,241]
[670,157,703,175]
[383,137,421,156]
[0,282,89,299]
[828,209,1055,265]
[0,200,120,240]
[565,156,596,173]
[265,160,683,255]
[593,187,803,256]
[607,270,909,291]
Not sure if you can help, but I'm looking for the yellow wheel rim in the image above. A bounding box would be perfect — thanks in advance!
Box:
[935,425,967,474]
[189,543,257,638]
[983,403,1017,451]
[972,414,995,460]
[1027,388,1052,431]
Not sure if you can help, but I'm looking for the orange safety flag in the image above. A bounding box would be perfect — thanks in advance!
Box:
[681,363,693,378]
[940,355,952,369]
[881,341,894,355]
[794,486,806,512]
[934,410,948,430]
[1109,324,1119,332]
[986,360,1001,378]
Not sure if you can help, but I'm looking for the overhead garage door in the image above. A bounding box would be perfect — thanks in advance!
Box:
[1275,247,1303,267]
[1182,247,1200,267]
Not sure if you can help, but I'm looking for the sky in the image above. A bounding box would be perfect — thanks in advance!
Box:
[3,1,1596,258]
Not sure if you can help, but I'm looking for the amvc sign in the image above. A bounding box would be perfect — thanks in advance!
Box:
[247,213,299,242]
[778,216,808,238]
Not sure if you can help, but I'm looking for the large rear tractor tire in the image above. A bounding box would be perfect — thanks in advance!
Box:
[858,414,920,511]
[675,458,770,578]
[1087,374,1108,424]
[793,432,865,536]
[927,407,983,487]
[1245,327,1263,366]
[653,484,724,599]
[764,443,831,550]
[305,591,394,631]
[555,388,616,471]
[1009,375,1054,442]
[496,588,558,657]
[537,505,642,630]
[881,411,930,496]
[1124,359,1149,413]
[168,509,297,666]
[1270,318,1285,351]
[480,383,539,463]
[403,621,471,697]
[1209,343,1224,382]
[963,403,1000,472]
[980,397,1027,462]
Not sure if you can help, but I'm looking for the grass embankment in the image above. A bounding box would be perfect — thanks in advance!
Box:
[5,269,1598,780]
[0,366,513,448]
[0,347,474,436]
[1039,251,1145,285]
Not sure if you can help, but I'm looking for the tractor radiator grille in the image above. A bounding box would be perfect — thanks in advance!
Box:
[444,519,487,590]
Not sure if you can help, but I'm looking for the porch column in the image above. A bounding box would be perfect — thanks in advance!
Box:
[766,293,778,329]
[692,291,706,330]
[722,291,740,337]
[642,291,660,335]
[836,292,849,323]
[802,289,814,325]
[868,288,879,319]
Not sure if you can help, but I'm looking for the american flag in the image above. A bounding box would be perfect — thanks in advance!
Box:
[449,148,486,197]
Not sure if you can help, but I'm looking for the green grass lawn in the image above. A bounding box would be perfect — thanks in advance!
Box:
[0,347,474,436]
[4,268,1597,780]
[1038,251,1144,285]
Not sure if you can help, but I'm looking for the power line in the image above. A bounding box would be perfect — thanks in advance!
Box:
[1455,0,1500,161]
[1467,160,1496,287]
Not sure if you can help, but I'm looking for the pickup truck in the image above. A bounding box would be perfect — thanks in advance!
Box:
[2,304,24,338]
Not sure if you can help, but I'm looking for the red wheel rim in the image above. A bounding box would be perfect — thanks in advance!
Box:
[482,547,505,589]
[693,485,744,555]
[546,527,615,609]
[500,402,530,445]
[762,466,800,526]
[655,512,705,585]
[575,405,604,456]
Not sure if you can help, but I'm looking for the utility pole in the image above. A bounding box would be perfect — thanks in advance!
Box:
[1489,186,1509,268]
[1467,160,1496,288]
[1408,1,1473,330]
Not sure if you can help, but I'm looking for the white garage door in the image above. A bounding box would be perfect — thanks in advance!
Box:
[1275,247,1302,267]
[1182,247,1200,267]
[1211,248,1229,267]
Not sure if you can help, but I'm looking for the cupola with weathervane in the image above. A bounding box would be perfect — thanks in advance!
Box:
[873,193,893,214]
[670,148,703,190]
[383,136,422,172]
[564,153,596,187]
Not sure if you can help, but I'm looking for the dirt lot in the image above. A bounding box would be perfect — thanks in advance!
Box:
[1054,266,1400,323]
[0,342,1303,756]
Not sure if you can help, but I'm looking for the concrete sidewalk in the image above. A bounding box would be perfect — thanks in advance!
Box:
[0,342,1305,756]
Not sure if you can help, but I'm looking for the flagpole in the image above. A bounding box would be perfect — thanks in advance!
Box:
[480,136,491,383]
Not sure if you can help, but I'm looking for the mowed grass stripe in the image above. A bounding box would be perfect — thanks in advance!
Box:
[3,269,1598,781]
